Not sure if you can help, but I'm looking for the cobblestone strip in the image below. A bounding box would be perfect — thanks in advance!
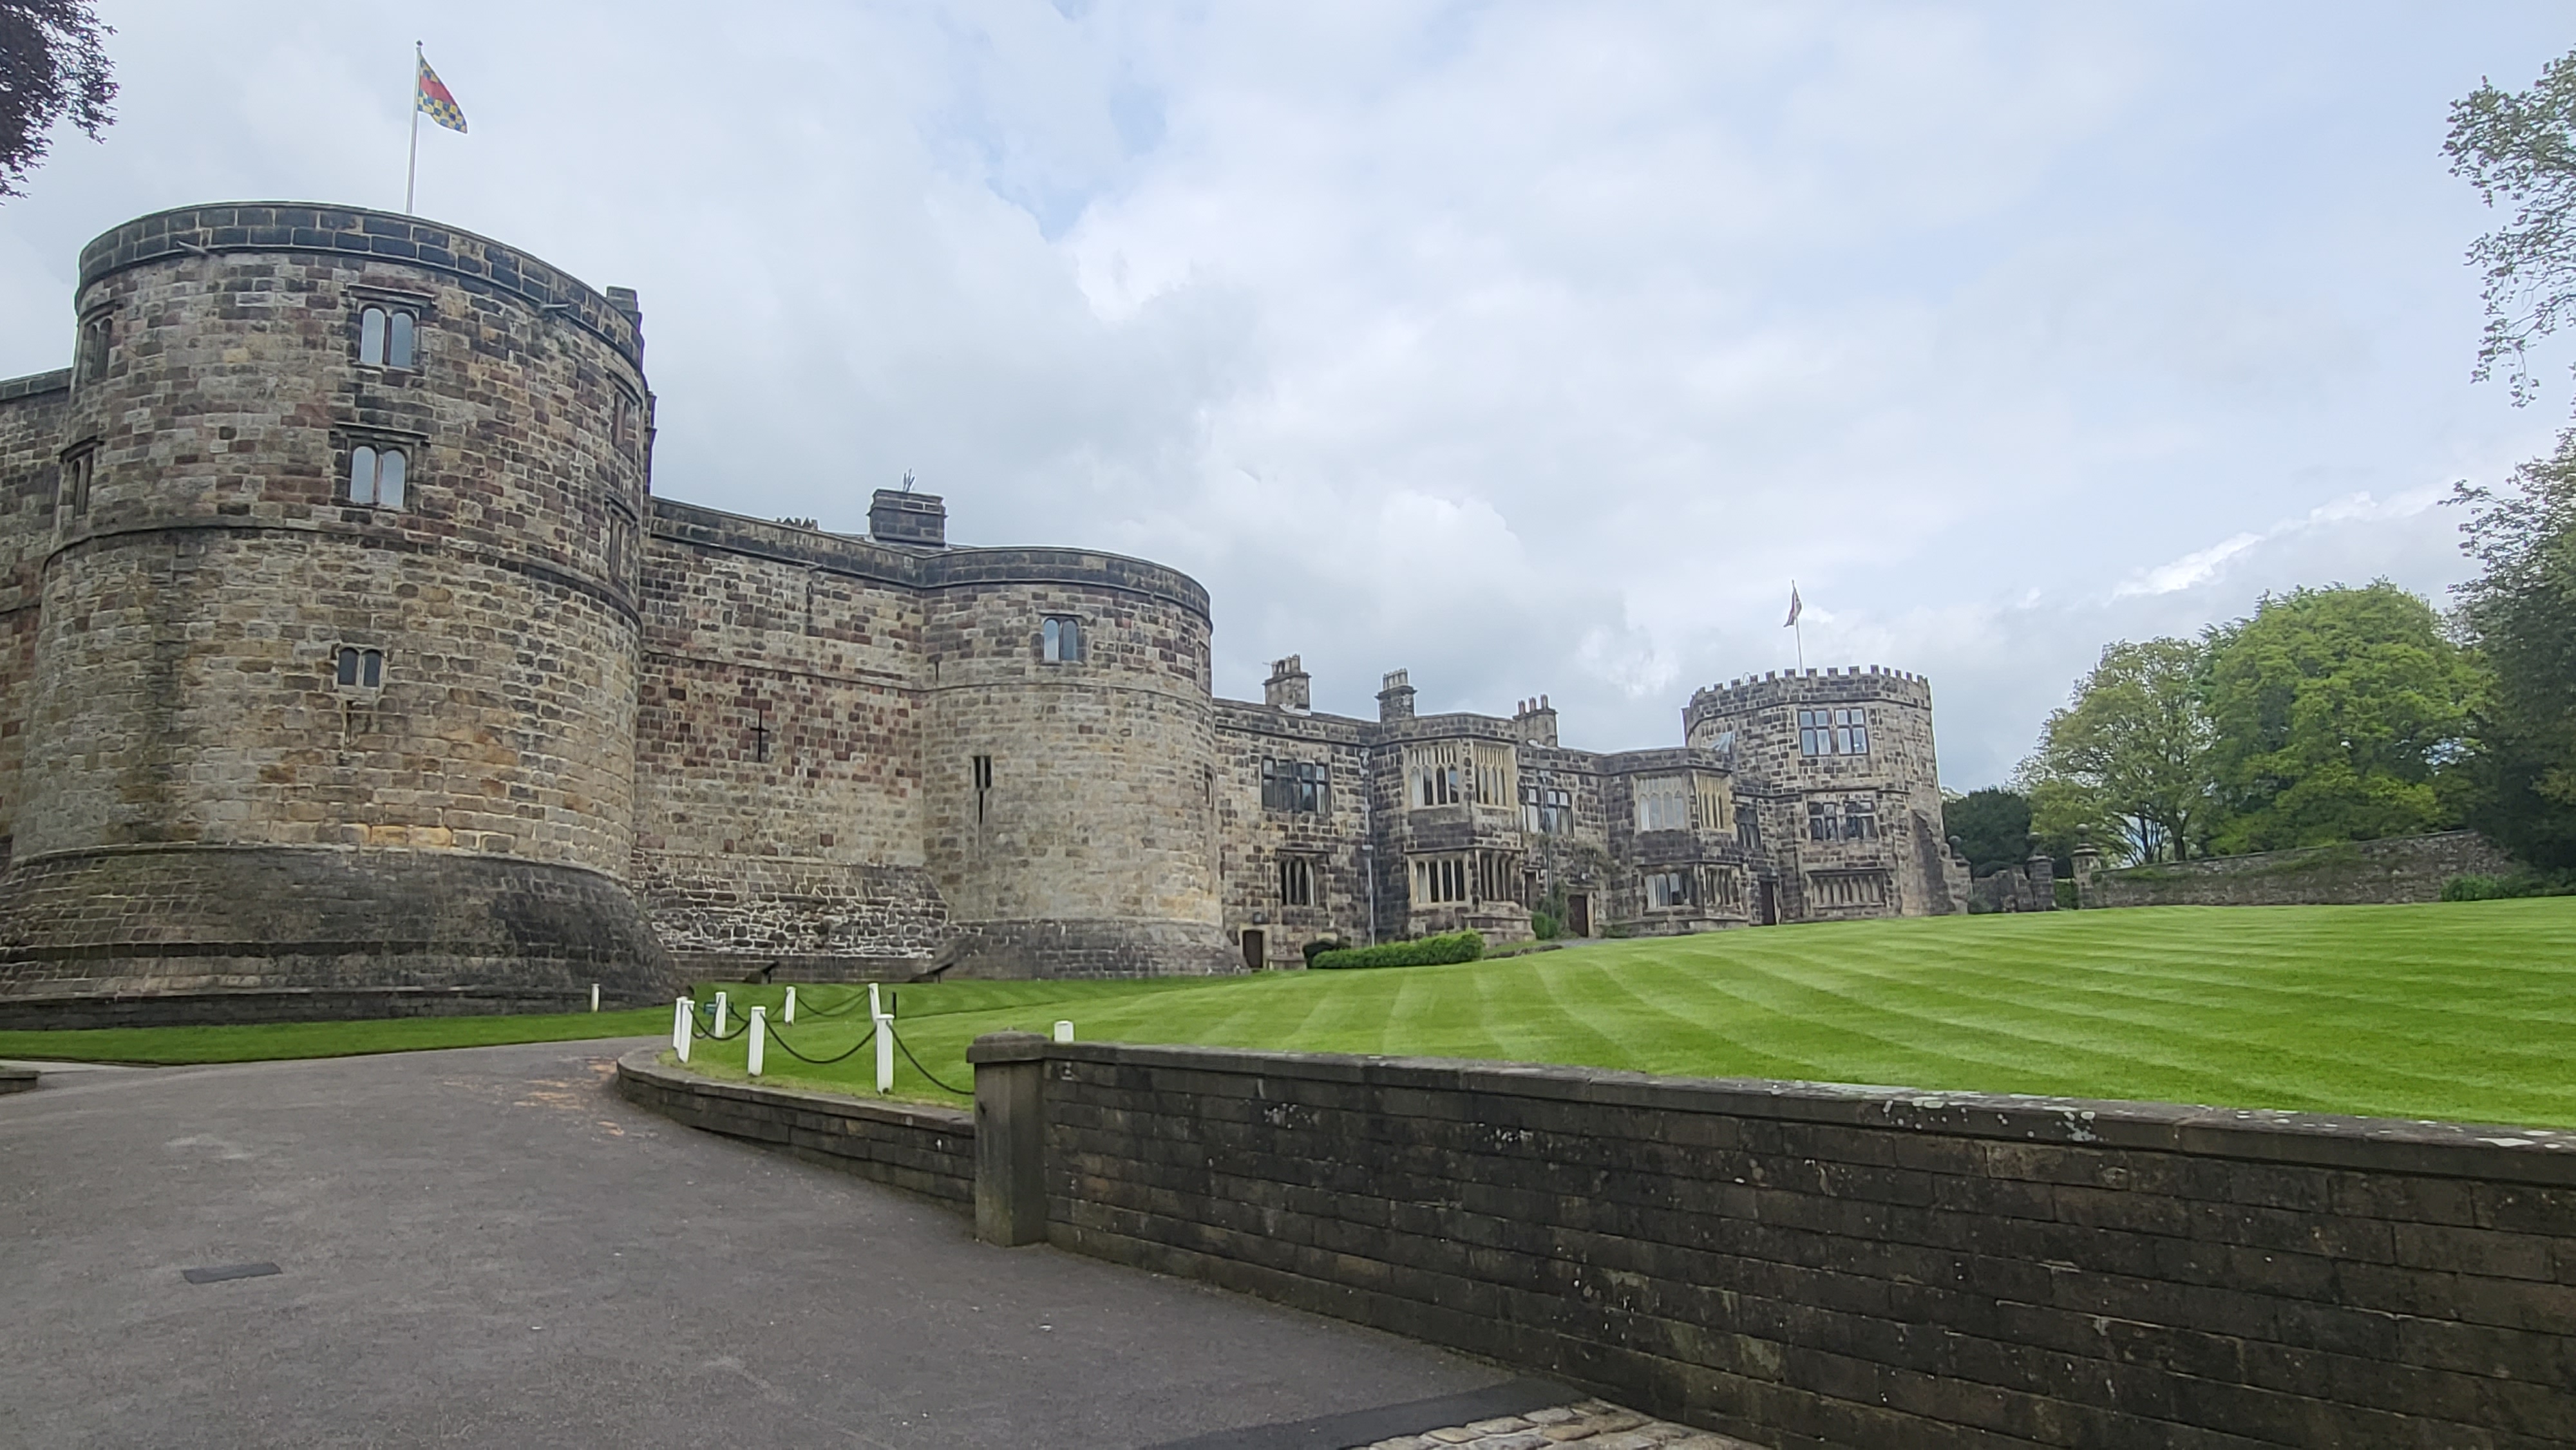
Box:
[1352,1398,1763,1450]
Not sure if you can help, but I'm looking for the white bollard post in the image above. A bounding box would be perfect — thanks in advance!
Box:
[748,1006,767,1078]
[783,985,797,1024]
[1054,1021,1074,1044]
[673,996,689,1053]
[677,997,694,1064]
[713,990,729,1037]
[873,990,895,1095]
[591,983,600,1013]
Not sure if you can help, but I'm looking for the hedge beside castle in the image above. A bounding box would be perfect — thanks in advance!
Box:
[0,202,1968,1023]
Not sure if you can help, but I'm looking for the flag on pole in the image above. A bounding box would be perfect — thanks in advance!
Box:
[1783,583,1803,628]
[416,55,468,133]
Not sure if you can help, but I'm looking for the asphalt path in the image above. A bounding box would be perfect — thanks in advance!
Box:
[0,1039,1529,1448]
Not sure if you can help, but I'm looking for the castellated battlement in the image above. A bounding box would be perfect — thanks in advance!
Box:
[1684,664,1933,731]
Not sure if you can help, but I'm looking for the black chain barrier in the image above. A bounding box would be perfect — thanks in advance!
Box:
[764,1021,879,1067]
[891,1026,972,1097]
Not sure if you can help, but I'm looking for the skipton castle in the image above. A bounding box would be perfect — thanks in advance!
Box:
[0,203,1969,1024]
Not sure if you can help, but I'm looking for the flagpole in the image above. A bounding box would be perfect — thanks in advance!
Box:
[1791,579,1804,670]
[404,42,422,214]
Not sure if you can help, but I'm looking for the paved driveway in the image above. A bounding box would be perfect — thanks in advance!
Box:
[0,1039,1533,1449]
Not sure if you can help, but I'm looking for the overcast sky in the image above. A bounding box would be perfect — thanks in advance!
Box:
[3,3,2570,786]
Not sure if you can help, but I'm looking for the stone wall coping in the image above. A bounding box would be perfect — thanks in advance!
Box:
[965,1030,1051,1064]
[0,368,70,402]
[1595,746,1732,776]
[76,202,643,370]
[1039,1039,2576,1186]
[646,496,1211,618]
[2096,829,2499,882]
[616,1047,974,1134]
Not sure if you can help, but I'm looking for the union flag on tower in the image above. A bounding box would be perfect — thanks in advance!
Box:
[416,53,468,133]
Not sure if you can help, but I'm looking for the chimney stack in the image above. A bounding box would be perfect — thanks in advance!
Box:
[1264,655,1311,713]
[868,487,946,549]
[1513,693,1558,748]
[1377,669,1416,723]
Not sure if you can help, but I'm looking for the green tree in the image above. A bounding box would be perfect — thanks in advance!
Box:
[2452,437,2576,867]
[2199,584,2479,852]
[1939,787,2034,876]
[0,2,115,201]
[2022,638,2217,863]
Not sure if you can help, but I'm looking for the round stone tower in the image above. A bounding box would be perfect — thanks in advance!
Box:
[918,549,1236,977]
[1684,665,1965,921]
[0,202,671,1022]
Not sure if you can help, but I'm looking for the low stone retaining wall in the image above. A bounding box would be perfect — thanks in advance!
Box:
[2080,831,2515,909]
[614,1050,972,1209]
[0,1065,36,1093]
[630,1040,2576,1448]
[0,985,599,1031]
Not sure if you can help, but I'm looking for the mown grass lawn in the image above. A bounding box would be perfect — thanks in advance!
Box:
[681,899,2576,1128]
[8,899,2570,1127]
[0,1006,672,1065]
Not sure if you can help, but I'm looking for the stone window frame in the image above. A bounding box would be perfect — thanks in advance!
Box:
[73,306,113,388]
[55,439,99,518]
[1410,853,1470,905]
[972,753,994,823]
[349,285,433,373]
[1260,757,1330,814]
[336,428,426,512]
[1634,776,1690,833]
[334,645,386,693]
[1645,869,1694,910]
[611,385,643,458]
[1040,615,1086,664]
[1806,796,1880,842]
[1277,854,1319,908]
[1520,782,1572,834]
[1808,869,1889,909]
[605,505,639,588]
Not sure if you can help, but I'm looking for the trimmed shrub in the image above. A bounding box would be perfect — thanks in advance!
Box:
[1530,910,1560,941]
[2442,871,2576,901]
[1309,930,1485,971]
[1300,936,1349,968]
[2054,879,2079,910]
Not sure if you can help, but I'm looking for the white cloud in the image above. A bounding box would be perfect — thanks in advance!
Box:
[2,0,2569,789]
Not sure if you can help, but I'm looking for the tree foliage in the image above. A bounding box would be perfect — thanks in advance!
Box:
[2022,639,2216,863]
[2451,435,2576,867]
[2201,585,2479,852]
[1939,787,2033,876]
[0,1,116,202]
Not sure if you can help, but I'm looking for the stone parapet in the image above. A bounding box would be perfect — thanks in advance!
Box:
[612,1048,972,1208]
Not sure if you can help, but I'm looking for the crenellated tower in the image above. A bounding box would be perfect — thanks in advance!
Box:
[1684,665,1965,921]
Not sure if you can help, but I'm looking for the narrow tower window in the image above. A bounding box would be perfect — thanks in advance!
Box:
[57,446,96,517]
[75,312,111,384]
[358,306,420,369]
[1041,616,1084,663]
[336,647,384,689]
[1278,856,1316,907]
[972,754,994,823]
[347,446,407,509]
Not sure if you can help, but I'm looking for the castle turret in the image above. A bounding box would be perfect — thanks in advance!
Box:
[1683,665,1958,922]
[919,547,1234,978]
[0,203,670,1022]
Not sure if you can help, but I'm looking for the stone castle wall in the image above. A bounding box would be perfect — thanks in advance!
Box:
[0,204,670,1014]
[0,201,1974,1016]
[0,370,70,867]
[630,502,945,980]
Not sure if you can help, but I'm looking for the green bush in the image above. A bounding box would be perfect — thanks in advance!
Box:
[1309,930,1485,970]
[2443,872,2576,901]
[1530,910,1560,941]
[1300,936,1349,967]
[2054,879,2079,910]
